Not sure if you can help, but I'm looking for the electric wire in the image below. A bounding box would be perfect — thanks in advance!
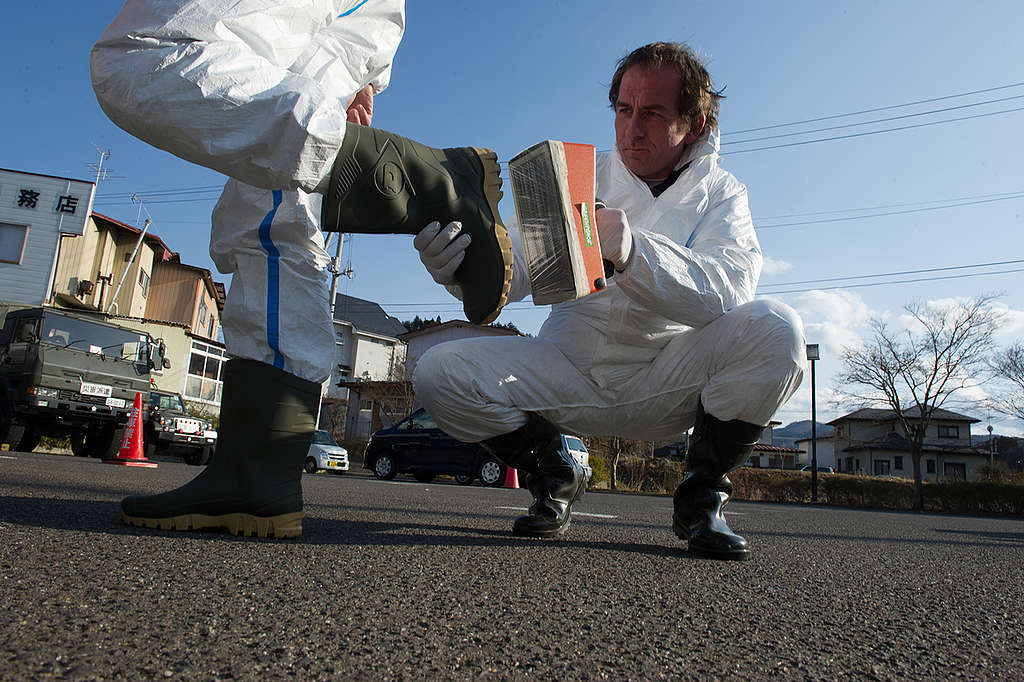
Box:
[724,93,1024,146]
[724,81,1024,135]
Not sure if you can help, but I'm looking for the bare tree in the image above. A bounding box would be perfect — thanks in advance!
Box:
[989,342,1024,421]
[837,296,1001,510]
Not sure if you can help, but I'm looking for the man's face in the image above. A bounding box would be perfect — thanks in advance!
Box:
[614,65,703,179]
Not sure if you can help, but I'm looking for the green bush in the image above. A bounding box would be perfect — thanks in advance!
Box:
[729,467,1024,517]
[588,455,610,489]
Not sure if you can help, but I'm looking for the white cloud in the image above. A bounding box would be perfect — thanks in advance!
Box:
[761,256,793,276]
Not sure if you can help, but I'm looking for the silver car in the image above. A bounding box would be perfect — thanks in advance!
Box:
[304,429,349,474]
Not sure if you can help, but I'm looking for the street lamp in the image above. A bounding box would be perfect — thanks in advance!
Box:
[806,344,820,502]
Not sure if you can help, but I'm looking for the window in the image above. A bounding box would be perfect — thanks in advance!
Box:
[138,269,150,297]
[198,301,207,326]
[926,459,936,474]
[937,425,959,439]
[894,455,904,470]
[359,399,372,410]
[0,222,29,264]
[943,462,966,481]
[208,315,215,338]
[184,342,227,404]
[873,460,891,476]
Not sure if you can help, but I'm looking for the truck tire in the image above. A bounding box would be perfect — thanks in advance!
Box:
[184,446,212,466]
[72,425,123,458]
[16,427,41,453]
[70,429,89,457]
[1,422,26,451]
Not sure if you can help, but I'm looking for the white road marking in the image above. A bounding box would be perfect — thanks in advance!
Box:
[0,455,17,460]
[495,505,618,519]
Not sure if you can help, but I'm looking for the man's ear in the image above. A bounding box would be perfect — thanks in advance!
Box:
[683,114,706,145]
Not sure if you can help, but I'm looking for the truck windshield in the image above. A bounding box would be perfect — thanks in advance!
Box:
[40,313,148,363]
[150,392,185,411]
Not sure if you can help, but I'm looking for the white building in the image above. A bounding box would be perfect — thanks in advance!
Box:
[1,168,96,306]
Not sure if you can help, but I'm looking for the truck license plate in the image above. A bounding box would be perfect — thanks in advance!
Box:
[80,382,113,398]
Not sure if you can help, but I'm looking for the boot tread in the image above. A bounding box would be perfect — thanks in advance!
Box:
[119,509,303,538]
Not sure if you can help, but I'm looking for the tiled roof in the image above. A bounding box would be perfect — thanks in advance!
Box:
[332,294,407,338]
[829,406,979,425]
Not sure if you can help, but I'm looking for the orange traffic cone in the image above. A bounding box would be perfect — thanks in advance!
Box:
[104,391,157,468]
[503,465,519,488]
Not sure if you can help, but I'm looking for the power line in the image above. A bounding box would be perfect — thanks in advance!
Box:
[725,105,1024,155]
[723,93,1024,146]
[759,266,1024,296]
[757,190,1024,221]
[759,259,1024,289]
[724,81,1024,135]
[757,192,1024,230]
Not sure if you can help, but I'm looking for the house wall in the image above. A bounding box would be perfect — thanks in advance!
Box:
[403,324,516,376]
[843,447,987,481]
[352,333,404,381]
[0,170,95,306]
[796,439,835,468]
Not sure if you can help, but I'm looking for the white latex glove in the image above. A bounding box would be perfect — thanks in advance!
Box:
[596,207,633,272]
[414,221,470,285]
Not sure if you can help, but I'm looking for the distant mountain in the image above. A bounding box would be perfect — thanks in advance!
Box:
[772,420,834,448]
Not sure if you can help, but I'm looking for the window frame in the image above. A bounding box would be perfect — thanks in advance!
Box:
[0,222,29,264]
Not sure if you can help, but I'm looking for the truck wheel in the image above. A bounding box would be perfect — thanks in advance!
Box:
[97,426,125,459]
[1,423,27,451]
[16,427,41,453]
[197,446,213,466]
[70,430,89,457]
[73,425,123,459]
[184,446,212,466]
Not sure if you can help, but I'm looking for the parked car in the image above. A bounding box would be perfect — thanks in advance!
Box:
[800,465,835,474]
[364,408,593,487]
[305,429,349,474]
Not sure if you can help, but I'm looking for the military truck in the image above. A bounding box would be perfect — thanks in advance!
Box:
[145,389,217,465]
[0,307,168,458]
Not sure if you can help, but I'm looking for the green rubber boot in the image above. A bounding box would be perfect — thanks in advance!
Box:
[483,414,586,538]
[672,403,763,560]
[321,122,513,325]
[118,359,320,538]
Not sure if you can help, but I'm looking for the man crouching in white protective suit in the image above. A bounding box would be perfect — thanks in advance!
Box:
[90,0,517,538]
[413,42,807,560]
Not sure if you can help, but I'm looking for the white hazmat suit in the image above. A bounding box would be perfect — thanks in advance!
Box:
[91,0,406,383]
[415,128,807,442]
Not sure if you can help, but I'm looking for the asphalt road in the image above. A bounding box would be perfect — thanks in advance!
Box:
[2,450,1023,681]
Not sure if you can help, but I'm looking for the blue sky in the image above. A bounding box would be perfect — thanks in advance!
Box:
[4,0,1024,433]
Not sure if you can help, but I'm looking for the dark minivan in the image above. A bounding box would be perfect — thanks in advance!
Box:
[363,408,508,486]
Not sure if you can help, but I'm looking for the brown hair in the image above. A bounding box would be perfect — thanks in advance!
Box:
[608,42,725,132]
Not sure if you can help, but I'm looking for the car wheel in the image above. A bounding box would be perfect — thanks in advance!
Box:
[478,458,506,487]
[304,457,319,474]
[413,472,435,483]
[454,473,474,486]
[373,454,397,480]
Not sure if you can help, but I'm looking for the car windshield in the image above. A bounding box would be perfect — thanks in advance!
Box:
[150,392,184,411]
[39,312,148,362]
[564,436,586,451]
[312,430,338,445]
[398,410,438,431]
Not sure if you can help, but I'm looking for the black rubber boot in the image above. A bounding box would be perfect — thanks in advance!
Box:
[672,403,763,560]
[482,414,586,538]
[321,122,513,325]
[119,359,320,538]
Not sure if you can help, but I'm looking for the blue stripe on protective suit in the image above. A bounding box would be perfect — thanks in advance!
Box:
[339,1,370,17]
[258,190,285,369]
